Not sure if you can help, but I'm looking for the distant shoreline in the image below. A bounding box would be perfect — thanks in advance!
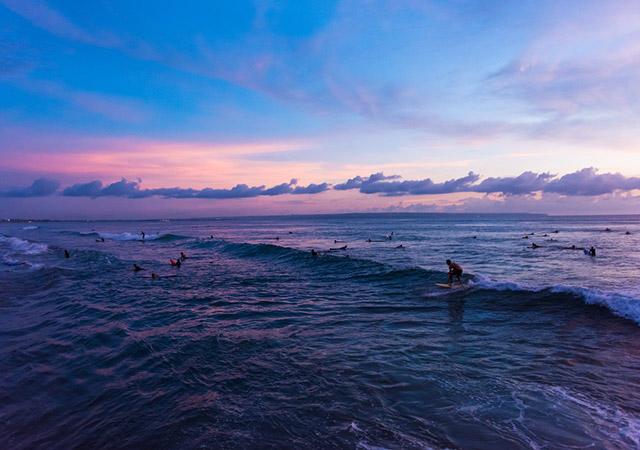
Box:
[4,211,640,223]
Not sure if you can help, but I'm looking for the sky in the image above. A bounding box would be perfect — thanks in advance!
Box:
[2,0,640,219]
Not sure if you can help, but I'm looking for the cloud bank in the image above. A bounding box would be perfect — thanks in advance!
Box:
[0,178,60,197]
[5,168,640,201]
[60,178,330,199]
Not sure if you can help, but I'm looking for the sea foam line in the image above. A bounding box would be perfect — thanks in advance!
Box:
[469,275,640,325]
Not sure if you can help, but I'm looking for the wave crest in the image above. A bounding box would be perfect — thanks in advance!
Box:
[0,235,48,255]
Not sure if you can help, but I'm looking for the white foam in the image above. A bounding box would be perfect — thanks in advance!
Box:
[2,255,44,269]
[548,386,640,447]
[469,275,640,325]
[22,226,38,230]
[0,236,48,255]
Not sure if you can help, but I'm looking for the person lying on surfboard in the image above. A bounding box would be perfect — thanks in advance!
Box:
[446,259,463,285]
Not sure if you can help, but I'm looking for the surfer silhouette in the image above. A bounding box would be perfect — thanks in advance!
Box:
[446,259,463,285]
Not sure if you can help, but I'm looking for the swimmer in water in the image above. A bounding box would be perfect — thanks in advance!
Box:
[311,249,318,257]
[65,249,70,258]
[180,252,188,260]
[133,264,145,271]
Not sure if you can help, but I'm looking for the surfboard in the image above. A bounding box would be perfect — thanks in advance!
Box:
[435,283,466,289]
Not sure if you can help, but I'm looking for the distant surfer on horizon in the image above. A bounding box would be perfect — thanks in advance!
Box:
[446,259,463,285]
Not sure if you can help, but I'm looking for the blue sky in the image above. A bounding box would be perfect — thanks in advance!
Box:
[2,0,640,218]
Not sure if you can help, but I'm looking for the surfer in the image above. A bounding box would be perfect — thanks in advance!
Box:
[589,246,596,256]
[562,245,585,250]
[311,249,318,257]
[395,244,404,249]
[151,273,159,278]
[530,242,542,248]
[446,259,463,285]
[133,263,145,271]
[170,259,181,267]
[64,249,70,258]
[141,231,145,240]
[180,252,188,260]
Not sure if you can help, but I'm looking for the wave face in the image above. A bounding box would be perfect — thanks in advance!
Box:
[1,215,640,449]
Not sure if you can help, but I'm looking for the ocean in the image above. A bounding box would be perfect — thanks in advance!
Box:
[1,213,639,449]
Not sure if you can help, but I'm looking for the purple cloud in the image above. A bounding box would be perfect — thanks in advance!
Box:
[334,173,402,191]
[61,178,325,200]
[0,178,60,197]
[62,180,103,197]
[292,182,330,194]
[470,171,554,195]
[544,168,640,196]
[336,172,480,196]
[21,168,640,201]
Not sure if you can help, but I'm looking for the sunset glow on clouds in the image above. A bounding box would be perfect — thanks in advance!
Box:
[2,0,640,218]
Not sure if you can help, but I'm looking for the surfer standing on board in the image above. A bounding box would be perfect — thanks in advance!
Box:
[446,259,463,285]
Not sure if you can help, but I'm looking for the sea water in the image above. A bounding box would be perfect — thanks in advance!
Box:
[1,213,639,449]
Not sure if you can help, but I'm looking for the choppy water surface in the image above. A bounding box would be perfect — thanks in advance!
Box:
[1,214,639,449]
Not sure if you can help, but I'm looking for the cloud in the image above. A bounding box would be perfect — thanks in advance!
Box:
[0,177,60,197]
[61,180,103,197]
[544,167,640,195]
[335,171,480,196]
[470,171,554,195]
[292,182,330,194]
[61,178,326,199]
[18,168,640,201]
[334,172,402,190]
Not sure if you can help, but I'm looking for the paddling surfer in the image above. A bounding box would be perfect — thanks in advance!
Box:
[446,259,463,285]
